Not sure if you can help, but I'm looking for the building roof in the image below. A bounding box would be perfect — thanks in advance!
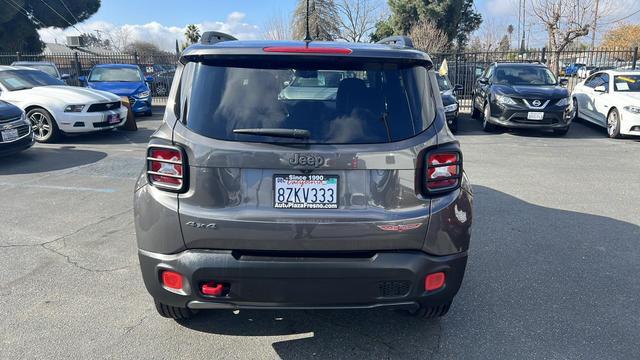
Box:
[42,42,114,55]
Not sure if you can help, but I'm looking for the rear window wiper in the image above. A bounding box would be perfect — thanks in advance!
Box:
[233,128,310,139]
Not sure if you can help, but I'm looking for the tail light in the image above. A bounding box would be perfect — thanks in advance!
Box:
[147,145,187,192]
[424,151,462,194]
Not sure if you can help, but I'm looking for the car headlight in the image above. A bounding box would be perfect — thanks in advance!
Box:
[495,94,517,106]
[64,104,85,112]
[623,105,640,114]
[20,111,29,125]
[556,97,570,107]
[443,103,458,112]
[135,91,150,98]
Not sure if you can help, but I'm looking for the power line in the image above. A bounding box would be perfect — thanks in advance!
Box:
[57,0,79,24]
[2,0,59,39]
[39,0,81,33]
[599,8,640,26]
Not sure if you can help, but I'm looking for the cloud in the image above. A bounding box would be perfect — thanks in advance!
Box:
[37,12,261,51]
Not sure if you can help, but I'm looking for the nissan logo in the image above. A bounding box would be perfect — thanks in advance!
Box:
[532,100,542,107]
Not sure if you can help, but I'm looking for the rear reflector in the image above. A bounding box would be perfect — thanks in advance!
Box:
[425,272,446,291]
[161,270,183,290]
[263,46,353,55]
[425,151,461,193]
[147,146,186,192]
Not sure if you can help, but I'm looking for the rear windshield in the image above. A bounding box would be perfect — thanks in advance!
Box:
[182,59,436,144]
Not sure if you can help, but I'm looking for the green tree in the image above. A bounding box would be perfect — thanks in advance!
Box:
[292,0,341,41]
[372,0,482,50]
[0,0,100,52]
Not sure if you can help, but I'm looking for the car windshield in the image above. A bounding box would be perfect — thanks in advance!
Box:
[494,66,557,86]
[436,74,452,91]
[183,59,436,144]
[89,67,143,82]
[15,64,58,78]
[0,69,64,90]
[613,75,640,92]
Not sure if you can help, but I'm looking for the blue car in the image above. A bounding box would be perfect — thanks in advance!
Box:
[80,64,153,116]
[565,63,586,77]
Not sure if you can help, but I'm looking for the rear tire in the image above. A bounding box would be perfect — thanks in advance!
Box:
[482,102,497,132]
[607,108,622,139]
[154,300,197,320]
[471,96,481,119]
[571,98,580,121]
[405,302,451,319]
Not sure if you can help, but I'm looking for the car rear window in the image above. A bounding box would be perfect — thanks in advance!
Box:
[181,58,436,144]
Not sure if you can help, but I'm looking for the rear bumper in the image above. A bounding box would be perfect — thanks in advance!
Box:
[139,249,467,310]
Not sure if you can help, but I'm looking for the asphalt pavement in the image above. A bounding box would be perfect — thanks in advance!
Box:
[1,111,639,359]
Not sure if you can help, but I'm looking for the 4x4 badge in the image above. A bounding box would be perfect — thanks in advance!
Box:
[185,221,217,230]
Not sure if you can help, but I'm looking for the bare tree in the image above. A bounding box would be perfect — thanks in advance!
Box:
[263,11,293,40]
[531,0,611,73]
[471,19,501,53]
[107,27,132,52]
[409,19,450,54]
[292,0,341,41]
[336,0,382,42]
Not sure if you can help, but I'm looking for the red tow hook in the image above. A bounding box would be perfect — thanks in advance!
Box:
[201,282,225,296]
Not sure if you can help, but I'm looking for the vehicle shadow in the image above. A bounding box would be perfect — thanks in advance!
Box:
[456,114,607,139]
[175,186,640,359]
[56,127,157,145]
[0,147,107,175]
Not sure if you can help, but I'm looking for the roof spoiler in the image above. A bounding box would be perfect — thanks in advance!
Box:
[200,31,237,45]
[376,36,414,49]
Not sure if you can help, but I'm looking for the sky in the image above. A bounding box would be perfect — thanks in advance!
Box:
[37,0,640,51]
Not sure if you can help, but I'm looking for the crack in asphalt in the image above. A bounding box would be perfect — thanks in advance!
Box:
[123,312,152,335]
[0,207,135,273]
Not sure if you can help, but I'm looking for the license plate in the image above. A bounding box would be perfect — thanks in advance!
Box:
[1,128,19,142]
[527,112,544,120]
[274,174,338,209]
[107,114,120,124]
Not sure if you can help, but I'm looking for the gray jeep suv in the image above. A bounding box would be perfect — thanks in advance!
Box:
[134,34,473,320]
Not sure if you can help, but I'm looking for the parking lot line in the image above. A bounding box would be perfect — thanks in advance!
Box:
[0,182,116,193]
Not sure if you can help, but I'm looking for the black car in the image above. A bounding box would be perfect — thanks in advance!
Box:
[471,62,572,135]
[436,73,463,132]
[0,100,34,156]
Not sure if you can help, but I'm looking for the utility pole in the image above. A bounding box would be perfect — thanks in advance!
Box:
[590,0,600,50]
[520,0,526,53]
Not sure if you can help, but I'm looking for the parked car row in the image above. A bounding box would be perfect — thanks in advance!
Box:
[469,61,640,138]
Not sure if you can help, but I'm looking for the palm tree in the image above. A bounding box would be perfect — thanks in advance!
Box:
[507,24,514,49]
[184,24,201,45]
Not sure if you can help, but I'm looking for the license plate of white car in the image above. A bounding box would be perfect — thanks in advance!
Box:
[527,112,545,120]
[274,174,338,209]
[107,114,120,124]
[1,128,19,142]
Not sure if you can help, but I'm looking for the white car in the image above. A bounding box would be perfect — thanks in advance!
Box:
[0,66,128,142]
[571,70,640,138]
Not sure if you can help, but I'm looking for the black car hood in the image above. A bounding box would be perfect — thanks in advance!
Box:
[440,91,457,106]
[0,100,22,121]
[493,84,569,99]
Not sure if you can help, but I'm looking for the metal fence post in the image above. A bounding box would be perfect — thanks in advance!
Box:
[134,51,139,66]
[541,47,546,64]
[73,52,81,86]
[632,47,638,70]
[15,51,21,62]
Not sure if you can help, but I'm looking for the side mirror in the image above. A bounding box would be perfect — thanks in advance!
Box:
[594,85,606,93]
[78,75,87,82]
[145,76,154,83]
[454,84,464,92]
[559,78,569,87]
[61,74,70,80]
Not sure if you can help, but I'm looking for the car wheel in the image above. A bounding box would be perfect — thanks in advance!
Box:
[154,300,197,320]
[571,98,580,121]
[144,110,153,117]
[154,84,168,97]
[27,108,59,143]
[449,117,458,133]
[471,96,481,119]
[482,102,497,132]
[607,108,622,139]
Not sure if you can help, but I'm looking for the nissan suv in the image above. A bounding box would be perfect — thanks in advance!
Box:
[134,33,473,320]
[471,62,572,135]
